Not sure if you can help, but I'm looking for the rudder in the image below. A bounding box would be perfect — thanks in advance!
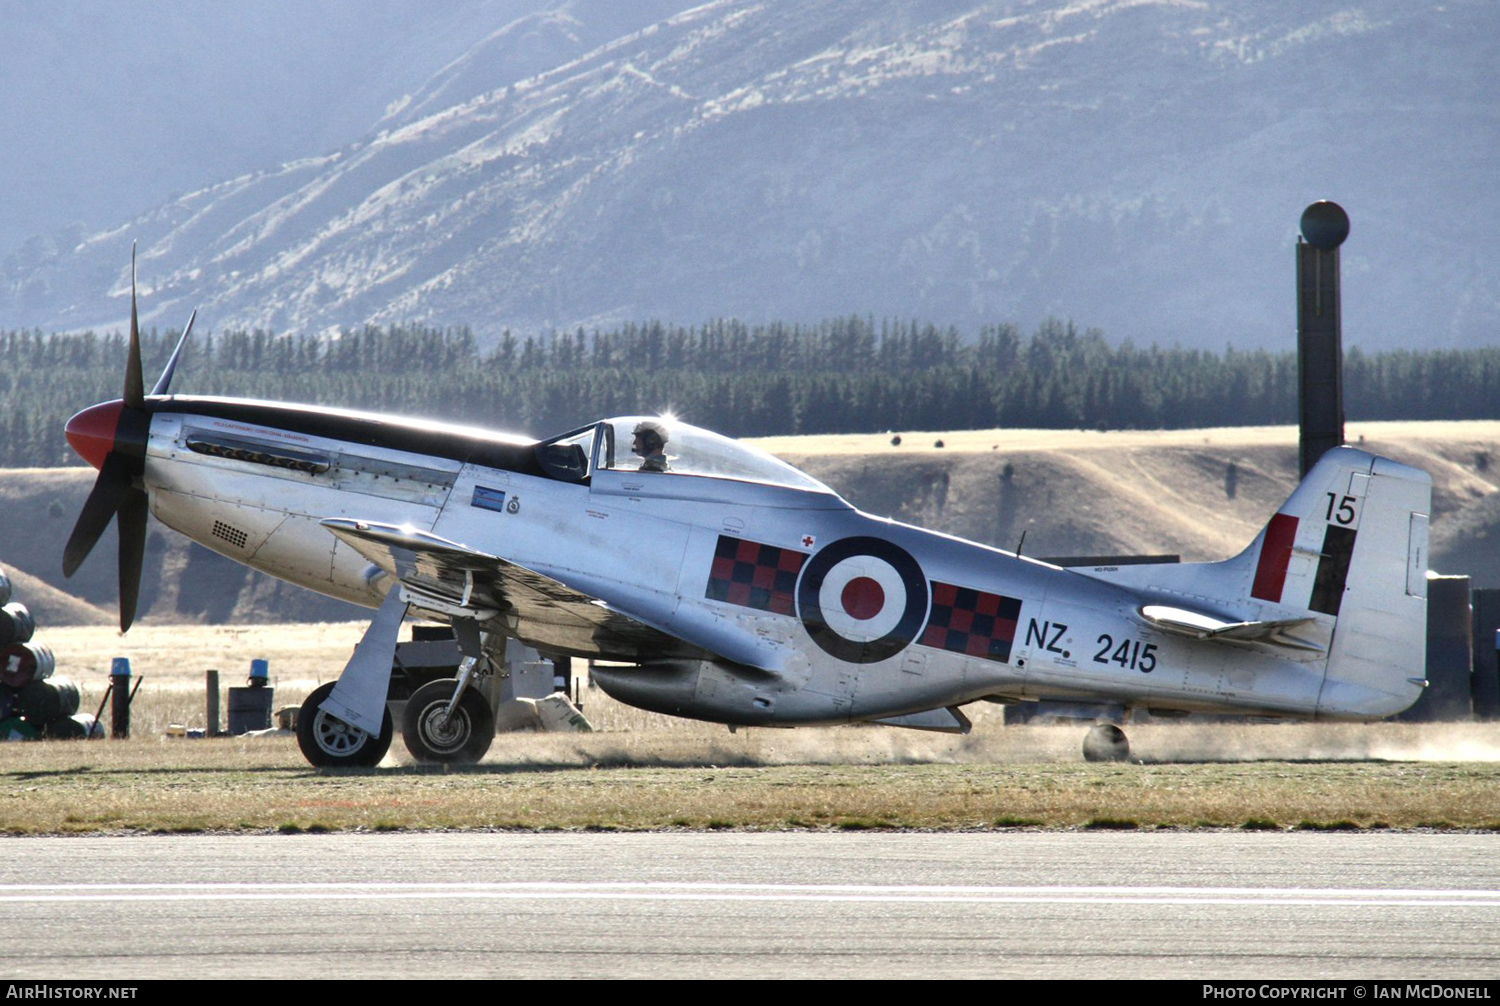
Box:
[1309,450,1429,717]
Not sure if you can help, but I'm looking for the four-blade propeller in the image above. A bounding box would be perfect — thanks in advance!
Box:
[62,245,196,631]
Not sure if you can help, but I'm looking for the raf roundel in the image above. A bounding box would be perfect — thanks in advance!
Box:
[796,536,927,663]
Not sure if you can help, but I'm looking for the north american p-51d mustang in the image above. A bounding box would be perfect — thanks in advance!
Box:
[62,258,1432,766]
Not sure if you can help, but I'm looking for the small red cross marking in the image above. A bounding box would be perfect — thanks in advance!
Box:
[802,535,815,548]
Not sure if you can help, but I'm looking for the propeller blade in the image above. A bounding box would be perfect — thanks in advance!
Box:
[116,485,149,632]
[151,307,197,396]
[62,453,134,578]
[124,243,144,409]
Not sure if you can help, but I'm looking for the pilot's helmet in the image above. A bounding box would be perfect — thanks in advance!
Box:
[631,420,668,454]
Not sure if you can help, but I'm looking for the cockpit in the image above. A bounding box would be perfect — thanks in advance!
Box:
[533,416,833,495]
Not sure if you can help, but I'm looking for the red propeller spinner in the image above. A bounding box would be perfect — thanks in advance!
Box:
[65,400,127,472]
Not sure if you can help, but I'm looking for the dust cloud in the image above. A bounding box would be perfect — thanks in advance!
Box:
[387,719,1500,768]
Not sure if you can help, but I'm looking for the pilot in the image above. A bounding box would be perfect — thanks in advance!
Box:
[631,420,671,473]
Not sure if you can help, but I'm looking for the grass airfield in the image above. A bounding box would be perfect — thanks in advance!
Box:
[6,421,1500,835]
[5,719,1500,835]
[5,624,1500,836]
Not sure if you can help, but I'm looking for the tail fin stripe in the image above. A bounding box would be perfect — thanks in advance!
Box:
[1310,524,1357,616]
[1251,512,1299,602]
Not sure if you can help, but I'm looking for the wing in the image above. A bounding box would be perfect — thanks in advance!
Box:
[322,518,708,662]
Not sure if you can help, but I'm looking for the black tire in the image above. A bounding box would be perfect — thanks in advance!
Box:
[402,678,494,764]
[296,681,393,768]
[1082,723,1130,763]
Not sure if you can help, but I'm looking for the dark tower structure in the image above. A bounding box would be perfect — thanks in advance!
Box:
[1297,200,1350,477]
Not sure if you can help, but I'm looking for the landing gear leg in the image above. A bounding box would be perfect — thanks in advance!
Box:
[1082,722,1130,763]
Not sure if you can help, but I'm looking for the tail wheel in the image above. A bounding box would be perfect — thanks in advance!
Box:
[1082,723,1131,763]
[296,681,393,768]
[402,678,494,764]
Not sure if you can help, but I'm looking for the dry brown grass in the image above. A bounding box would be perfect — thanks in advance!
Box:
[37,621,365,736]
[6,621,1500,835]
[4,731,1500,835]
[37,622,765,737]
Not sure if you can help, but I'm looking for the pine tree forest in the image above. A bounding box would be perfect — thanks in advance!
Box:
[2,317,1497,469]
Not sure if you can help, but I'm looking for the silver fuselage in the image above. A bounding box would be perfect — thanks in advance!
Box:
[138,396,1415,728]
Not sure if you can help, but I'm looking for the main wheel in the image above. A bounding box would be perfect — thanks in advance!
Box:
[296,681,393,768]
[1082,723,1130,763]
[402,678,494,764]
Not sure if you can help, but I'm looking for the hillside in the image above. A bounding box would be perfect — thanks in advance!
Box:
[766,421,1500,568]
[3,420,1496,626]
[4,1,1496,352]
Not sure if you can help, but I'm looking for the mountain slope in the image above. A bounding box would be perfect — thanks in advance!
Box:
[4,0,1496,351]
[0,1,559,256]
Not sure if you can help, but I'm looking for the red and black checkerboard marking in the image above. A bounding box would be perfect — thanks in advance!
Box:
[920,582,1022,662]
[706,535,807,616]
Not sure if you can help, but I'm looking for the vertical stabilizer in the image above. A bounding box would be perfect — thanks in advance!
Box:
[1075,446,1431,718]
[1317,452,1429,716]
[1242,446,1430,716]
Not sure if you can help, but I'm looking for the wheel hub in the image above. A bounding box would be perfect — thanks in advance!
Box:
[314,710,368,756]
[418,704,470,753]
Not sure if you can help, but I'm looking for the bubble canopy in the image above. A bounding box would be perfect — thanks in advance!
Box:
[533,416,831,493]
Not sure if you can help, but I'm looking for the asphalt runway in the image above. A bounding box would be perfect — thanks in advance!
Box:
[3,831,1498,980]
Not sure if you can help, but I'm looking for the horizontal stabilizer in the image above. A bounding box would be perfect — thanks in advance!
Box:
[1139,604,1325,652]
